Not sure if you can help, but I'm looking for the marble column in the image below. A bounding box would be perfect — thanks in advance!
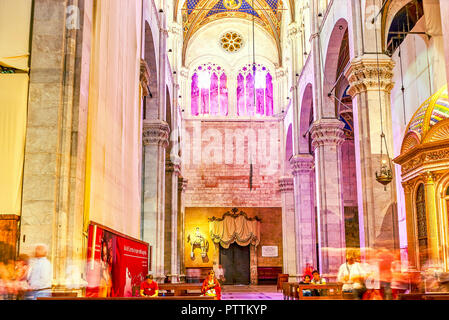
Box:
[311,119,346,278]
[346,55,399,250]
[290,154,317,277]
[142,120,170,282]
[278,176,298,281]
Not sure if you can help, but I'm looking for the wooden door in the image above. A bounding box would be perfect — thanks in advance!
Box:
[219,243,250,285]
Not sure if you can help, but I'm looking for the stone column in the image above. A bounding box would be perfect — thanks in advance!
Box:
[311,119,346,278]
[142,119,170,282]
[278,176,297,281]
[164,157,180,283]
[290,154,317,277]
[423,172,440,265]
[346,55,399,250]
[178,177,188,281]
[402,182,418,270]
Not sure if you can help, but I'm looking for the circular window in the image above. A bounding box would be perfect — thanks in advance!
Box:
[220,32,244,53]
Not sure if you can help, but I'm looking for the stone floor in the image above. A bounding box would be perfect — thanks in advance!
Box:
[221,285,283,300]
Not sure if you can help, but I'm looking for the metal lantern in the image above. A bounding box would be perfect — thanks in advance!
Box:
[375,133,393,190]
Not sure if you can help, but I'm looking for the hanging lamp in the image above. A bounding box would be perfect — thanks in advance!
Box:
[372,8,393,191]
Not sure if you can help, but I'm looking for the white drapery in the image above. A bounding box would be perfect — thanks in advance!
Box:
[209,209,261,248]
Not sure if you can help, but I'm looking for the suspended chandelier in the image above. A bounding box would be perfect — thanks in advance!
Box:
[372,4,393,191]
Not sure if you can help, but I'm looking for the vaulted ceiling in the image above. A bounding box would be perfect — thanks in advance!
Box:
[176,0,291,66]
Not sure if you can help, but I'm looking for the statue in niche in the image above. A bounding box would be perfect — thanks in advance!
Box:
[187,227,209,263]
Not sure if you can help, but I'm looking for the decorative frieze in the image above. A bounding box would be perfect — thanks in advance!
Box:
[396,146,449,178]
[310,119,345,150]
[143,119,170,147]
[345,55,395,97]
[278,176,294,193]
[290,154,314,176]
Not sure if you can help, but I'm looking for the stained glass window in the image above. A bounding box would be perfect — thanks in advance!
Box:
[191,63,228,116]
[236,63,274,116]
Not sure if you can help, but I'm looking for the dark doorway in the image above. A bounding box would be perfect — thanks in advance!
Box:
[219,243,250,285]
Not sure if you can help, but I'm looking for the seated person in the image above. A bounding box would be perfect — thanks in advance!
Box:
[140,274,159,297]
[310,270,327,296]
[201,270,221,300]
[298,274,312,297]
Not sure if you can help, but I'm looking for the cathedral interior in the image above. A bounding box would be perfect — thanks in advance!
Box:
[1,0,449,300]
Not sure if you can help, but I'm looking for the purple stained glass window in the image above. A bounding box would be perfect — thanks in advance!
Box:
[210,73,219,115]
[191,73,199,116]
[256,88,264,115]
[220,73,228,116]
[200,88,209,114]
[246,73,255,116]
[237,73,245,116]
[265,73,273,116]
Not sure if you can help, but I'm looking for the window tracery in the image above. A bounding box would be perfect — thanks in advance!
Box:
[191,63,228,116]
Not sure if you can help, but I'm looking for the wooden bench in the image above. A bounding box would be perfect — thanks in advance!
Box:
[158,283,203,296]
[282,282,299,300]
[37,296,214,300]
[297,283,343,300]
[276,274,289,292]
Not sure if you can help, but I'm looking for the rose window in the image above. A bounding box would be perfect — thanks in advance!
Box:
[220,32,243,53]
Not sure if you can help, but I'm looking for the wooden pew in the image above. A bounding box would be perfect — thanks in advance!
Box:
[297,283,343,300]
[37,296,214,300]
[158,283,203,296]
[282,282,299,300]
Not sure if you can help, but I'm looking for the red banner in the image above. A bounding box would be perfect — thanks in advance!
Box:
[86,223,149,297]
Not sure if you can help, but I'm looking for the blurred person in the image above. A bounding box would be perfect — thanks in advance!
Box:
[140,274,159,297]
[65,262,87,292]
[298,274,312,297]
[337,249,366,299]
[14,254,30,300]
[361,249,382,300]
[377,248,394,299]
[213,263,225,285]
[201,270,221,300]
[26,244,53,300]
[391,250,409,299]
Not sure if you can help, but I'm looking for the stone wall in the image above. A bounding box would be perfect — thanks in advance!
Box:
[182,120,283,208]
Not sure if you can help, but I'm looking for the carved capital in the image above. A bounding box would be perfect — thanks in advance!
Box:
[345,55,395,97]
[166,156,181,175]
[180,67,189,79]
[310,119,345,150]
[290,154,314,176]
[287,22,301,39]
[178,177,188,193]
[275,67,287,79]
[140,59,151,97]
[279,176,294,193]
[143,120,170,147]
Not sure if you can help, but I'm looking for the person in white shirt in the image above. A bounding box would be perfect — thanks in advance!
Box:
[26,244,53,300]
[337,249,366,299]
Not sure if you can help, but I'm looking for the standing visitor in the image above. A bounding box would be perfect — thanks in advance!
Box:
[26,244,53,300]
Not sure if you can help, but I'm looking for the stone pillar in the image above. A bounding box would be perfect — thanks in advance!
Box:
[311,119,346,278]
[290,154,317,277]
[346,55,399,250]
[423,172,440,265]
[250,245,258,285]
[164,157,180,283]
[278,176,297,281]
[178,177,188,281]
[402,182,418,270]
[142,119,170,282]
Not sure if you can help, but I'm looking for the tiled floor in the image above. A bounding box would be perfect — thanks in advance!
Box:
[221,285,284,300]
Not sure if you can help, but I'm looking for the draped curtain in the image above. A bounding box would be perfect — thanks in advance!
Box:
[209,212,260,249]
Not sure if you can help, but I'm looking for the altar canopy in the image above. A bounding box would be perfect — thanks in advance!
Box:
[209,209,261,248]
